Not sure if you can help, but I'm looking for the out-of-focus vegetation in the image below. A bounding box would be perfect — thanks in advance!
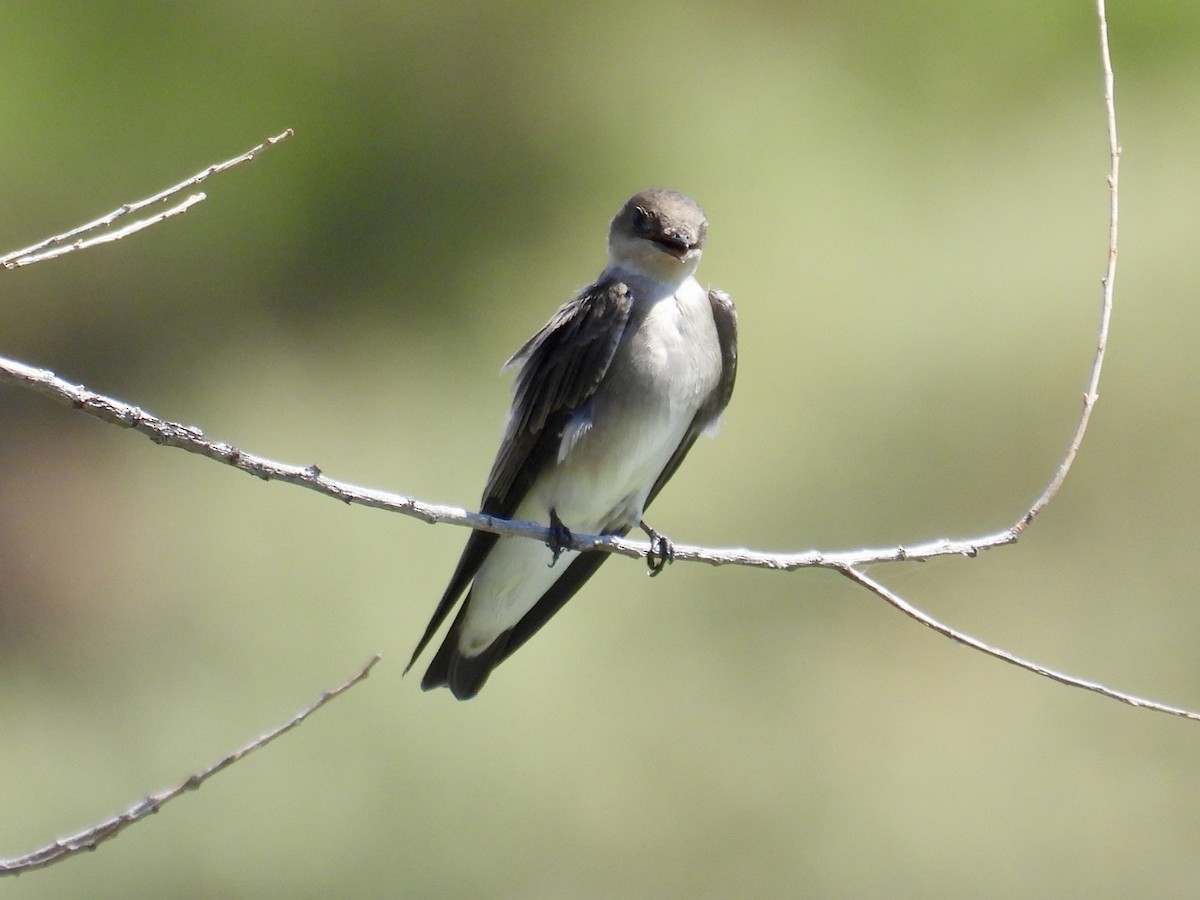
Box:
[1,2,1199,897]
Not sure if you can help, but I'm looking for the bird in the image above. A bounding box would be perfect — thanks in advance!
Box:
[406,188,738,699]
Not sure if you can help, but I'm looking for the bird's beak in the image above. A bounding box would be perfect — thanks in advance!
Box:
[652,233,698,260]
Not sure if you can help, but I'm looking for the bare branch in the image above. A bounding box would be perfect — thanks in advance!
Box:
[7,328,1189,729]
[0,654,380,876]
[0,352,1020,570]
[840,567,1200,722]
[8,194,207,267]
[1,128,293,269]
[1015,0,1119,533]
[833,0,1175,721]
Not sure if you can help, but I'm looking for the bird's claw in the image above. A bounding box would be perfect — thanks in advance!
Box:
[640,520,674,576]
[547,509,573,567]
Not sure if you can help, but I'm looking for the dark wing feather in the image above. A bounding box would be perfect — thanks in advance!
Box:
[494,539,625,667]
[421,539,624,698]
[405,281,635,676]
[483,281,635,510]
[419,596,513,698]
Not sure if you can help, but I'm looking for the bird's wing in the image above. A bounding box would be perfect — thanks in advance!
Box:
[483,279,636,510]
[486,289,738,674]
[405,280,635,673]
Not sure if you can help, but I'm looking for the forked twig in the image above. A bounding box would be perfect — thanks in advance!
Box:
[1,129,293,269]
[837,0,1150,717]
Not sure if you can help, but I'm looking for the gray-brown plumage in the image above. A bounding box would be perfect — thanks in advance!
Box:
[406,189,738,699]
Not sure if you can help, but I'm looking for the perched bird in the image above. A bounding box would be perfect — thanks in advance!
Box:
[407,189,738,699]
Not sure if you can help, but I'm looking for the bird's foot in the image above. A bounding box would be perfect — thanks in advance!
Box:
[640,520,674,576]
[547,508,573,567]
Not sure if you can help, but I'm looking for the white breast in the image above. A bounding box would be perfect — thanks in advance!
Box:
[535,274,720,532]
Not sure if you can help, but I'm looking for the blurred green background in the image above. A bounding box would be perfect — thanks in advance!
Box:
[2,1,1199,896]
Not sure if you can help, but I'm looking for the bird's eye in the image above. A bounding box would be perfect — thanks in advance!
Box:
[632,207,656,235]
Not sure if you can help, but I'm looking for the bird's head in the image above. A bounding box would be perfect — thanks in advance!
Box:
[607,189,708,285]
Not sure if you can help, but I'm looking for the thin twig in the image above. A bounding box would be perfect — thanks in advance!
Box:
[8,194,207,267]
[0,654,380,875]
[1,128,293,269]
[1016,0,1119,532]
[840,567,1200,721]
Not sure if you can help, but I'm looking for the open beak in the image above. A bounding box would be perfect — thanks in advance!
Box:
[652,233,697,260]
